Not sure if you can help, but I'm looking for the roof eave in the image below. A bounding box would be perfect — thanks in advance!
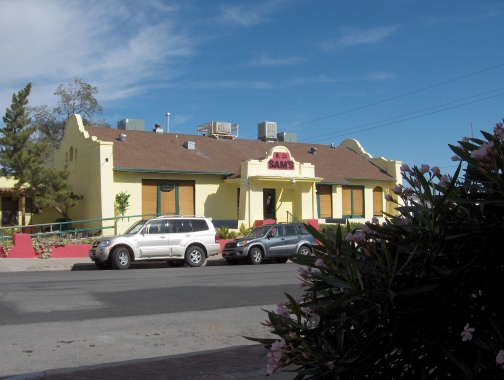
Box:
[113,168,233,175]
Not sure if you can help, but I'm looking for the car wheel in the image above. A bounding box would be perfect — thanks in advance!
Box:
[298,245,313,256]
[185,246,205,267]
[167,260,185,267]
[111,247,131,270]
[248,247,263,265]
[226,259,240,265]
[95,261,112,270]
[275,257,288,263]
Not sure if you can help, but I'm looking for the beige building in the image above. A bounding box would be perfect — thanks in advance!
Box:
[0,115,402,234]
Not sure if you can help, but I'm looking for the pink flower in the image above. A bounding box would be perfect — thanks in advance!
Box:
[494,123,504,139]
[392,184,403,194]
[420,164,430,174]
[385,194,393,202]
[276,301,291,317]
[471,141,495,161]
[431,166,440,176]
[372,217,378,224]
[400,164,411,172]
[461,323,475,341]
[439,174,449,187]
[496,350,504,368]
[462,136,469,142]
[404,188,414,197]
[326,361,335,370]
[266,339,286,374]
[297,282,306,289]
[451,155,461,161]
[496,350,504,364]
[297,266,310,279]
[314,258,327,268]
[345,232,365,243]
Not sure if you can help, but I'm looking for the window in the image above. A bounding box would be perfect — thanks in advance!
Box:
[373,186,383,216]
[142,180,195,217]
[317,185,332,218]
[25,197,36,214]
[145,221,165,234]
[342,186,364,218]
[69,146,74,161]
[285,225,298,236]
[191,219,209,232]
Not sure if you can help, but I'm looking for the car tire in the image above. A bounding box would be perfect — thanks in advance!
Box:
[111,247,131,270]
[298,245,313,256]
[95,261,112,270]
[226,259,240,265]
[185,246,205,267]
[248,247,263,265]
[275,257,288,263]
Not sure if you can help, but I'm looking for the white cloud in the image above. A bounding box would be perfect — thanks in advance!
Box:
[320,25,400,51]
[218,0,287,26]
[189,80,273,90]
[365,72,396,81]
[0,0,193,108]
[250,53,304,66]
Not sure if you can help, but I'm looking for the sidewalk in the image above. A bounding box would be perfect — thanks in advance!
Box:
[0,256,296,380]
[0,254,230,272]
[0,345,295,380]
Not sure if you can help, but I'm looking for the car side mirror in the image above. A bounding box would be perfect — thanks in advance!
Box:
[267,231,274,239]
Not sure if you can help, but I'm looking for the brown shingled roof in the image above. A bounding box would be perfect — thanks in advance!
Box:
[83,126,394,183]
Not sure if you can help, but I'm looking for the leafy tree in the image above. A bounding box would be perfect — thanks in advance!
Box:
[250,122,504,379]
[114,191,131,218]
[0,83,81,222]
[31,77,109,150]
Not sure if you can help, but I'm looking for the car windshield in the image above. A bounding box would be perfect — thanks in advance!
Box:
[245,226,271,238]
[124,219,148,234]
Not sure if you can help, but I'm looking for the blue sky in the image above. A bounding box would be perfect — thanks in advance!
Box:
[1,0,503,177]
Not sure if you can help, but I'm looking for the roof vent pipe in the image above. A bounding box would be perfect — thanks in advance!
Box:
[118,133,127,142]
[310,147,317,154]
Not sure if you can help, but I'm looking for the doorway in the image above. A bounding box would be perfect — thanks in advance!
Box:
[263,189,276,220]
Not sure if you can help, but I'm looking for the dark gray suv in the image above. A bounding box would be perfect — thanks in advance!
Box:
[222,223,316,265]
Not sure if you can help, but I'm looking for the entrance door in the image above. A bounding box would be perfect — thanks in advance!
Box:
[263,189,276,220]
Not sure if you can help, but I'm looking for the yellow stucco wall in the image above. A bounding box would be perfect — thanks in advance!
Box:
[27,116,401,234]
[231,146,322,225]
[51,115,115,231]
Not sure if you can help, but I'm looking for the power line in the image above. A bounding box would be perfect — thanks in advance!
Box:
[306,91,504,143]
[301,87,504,142]
[242,63,504,139]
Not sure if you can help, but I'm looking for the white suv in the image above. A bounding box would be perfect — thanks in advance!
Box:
[89,216,220,270]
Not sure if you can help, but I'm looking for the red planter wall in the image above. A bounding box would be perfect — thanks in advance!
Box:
[2,233,90,258]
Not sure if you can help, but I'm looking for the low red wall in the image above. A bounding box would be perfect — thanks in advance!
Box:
[218,239,232,254]
[2,233,90,258]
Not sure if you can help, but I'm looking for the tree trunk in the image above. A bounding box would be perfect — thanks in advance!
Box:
[52,205,71,222]
[21,196,26,225]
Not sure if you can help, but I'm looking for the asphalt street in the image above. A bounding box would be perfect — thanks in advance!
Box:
[0,263,302,378]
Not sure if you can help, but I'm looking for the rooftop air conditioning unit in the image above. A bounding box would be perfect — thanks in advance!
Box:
[210,121,231,135]
[258,121,277,141]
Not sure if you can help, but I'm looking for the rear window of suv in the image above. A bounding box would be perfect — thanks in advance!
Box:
[191,219,209,232]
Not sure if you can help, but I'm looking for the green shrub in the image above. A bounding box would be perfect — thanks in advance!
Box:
[114,191,131,218]
[250,122,504,379]
[216,226,238,239]
[239,223,253,237]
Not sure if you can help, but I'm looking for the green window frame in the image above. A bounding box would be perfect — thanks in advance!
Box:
[342,186,365,218]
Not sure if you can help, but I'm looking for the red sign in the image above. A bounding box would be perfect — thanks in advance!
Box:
[268,151,294,170]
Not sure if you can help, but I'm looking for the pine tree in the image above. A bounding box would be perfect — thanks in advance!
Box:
[0,83,81,222]
[0,83,38,179]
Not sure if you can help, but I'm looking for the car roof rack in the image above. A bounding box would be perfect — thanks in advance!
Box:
[156,214,208,219]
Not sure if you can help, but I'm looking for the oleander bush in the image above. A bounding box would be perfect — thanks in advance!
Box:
[249,122,504,379]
